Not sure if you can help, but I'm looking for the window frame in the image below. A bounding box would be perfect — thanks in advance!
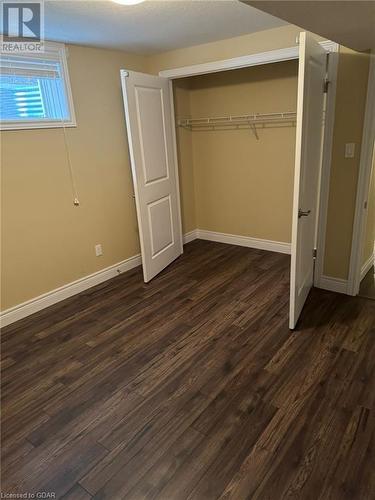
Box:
[0,41,76,131]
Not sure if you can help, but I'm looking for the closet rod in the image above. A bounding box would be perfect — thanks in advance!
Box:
[177,111,297,131]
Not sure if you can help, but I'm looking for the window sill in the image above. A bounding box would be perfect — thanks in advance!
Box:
[1,119,77,131]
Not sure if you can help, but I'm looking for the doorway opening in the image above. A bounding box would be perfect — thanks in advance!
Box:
[358,139,375,300]
[347,56,375,298]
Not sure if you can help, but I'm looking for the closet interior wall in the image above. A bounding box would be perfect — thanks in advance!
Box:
[173,60,299,245]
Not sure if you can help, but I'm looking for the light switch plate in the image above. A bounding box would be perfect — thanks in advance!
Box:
[345,143,355,158]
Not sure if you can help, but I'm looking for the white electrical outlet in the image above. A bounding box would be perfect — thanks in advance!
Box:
[345,143,355,158]
[95,244,103,256]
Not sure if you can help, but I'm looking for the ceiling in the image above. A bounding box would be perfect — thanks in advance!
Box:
[42,0,286,54]
[244,1,375,51]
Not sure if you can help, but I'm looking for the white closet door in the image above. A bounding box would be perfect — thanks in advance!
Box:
[121,70,183,282]
[290,32,327,329]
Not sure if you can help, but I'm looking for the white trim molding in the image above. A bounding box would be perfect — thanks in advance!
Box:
[1,230,199,327]
[347,53,375,296]
[316,276,348,294]
[1,225,342,328]
[0,254,141,328]
[183,229,199,244]
[361,252,375,280]
[194,229,291,254]
[314,44,340,289]
[159,40,337,79]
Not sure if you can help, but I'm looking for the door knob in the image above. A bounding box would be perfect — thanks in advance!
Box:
[298,209,311,218]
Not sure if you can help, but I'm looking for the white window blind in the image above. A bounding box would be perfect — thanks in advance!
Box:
[0,43,76,129]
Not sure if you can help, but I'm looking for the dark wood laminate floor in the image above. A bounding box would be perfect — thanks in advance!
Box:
[359,266,375,300]
[1,240,375,500]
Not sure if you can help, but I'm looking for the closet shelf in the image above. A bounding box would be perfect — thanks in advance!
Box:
[177,111,297,135]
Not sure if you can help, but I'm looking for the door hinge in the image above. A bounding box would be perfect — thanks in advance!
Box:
[323,78,330,93]
[364,201,368,209]
[313,248,317,259]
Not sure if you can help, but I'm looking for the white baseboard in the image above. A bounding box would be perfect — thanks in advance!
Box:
[317,251,374,296]
[1,229,290,328]
[361,252,374,280]
[316,275,348,294]
[195,229,291,254]
[183,229,199,244]
[0,254,141,328]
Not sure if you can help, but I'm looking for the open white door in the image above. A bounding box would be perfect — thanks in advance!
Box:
[290,32,327,329]
[121,70,183,282]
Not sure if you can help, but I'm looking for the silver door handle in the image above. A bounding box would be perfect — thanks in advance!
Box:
[298,209,311,218]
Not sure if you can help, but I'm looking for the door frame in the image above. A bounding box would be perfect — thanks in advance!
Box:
[159,39,339,291]
[347,53,375,296]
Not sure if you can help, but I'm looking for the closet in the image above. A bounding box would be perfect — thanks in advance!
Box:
[120,32,329,328]
[172,61,298,248]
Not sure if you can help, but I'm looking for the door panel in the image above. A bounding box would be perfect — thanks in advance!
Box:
[148,195,174,257]
[290,32,326,329]
[135,86,169,183]
[121,70,183,283]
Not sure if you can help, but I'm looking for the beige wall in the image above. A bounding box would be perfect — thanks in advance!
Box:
[323,46,370,279]
[1,44,147,310]
[362,143,375,266]
[146,25,315,74]
[174,61,298,242]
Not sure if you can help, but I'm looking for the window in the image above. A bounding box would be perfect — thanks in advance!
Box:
[0,43,76,130]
